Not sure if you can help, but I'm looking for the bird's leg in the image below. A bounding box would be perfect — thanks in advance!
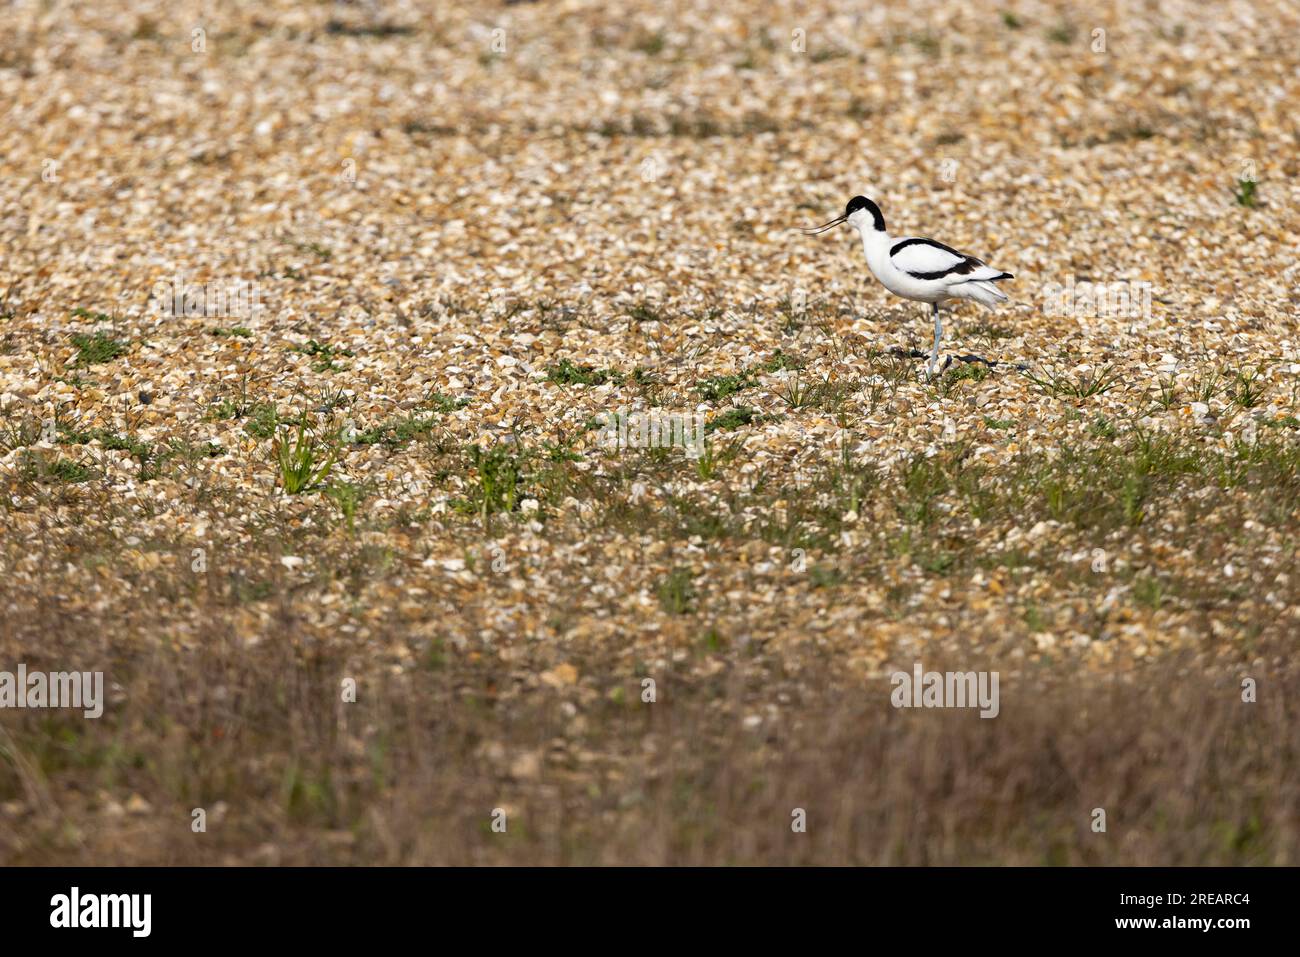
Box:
[927,302,942,378]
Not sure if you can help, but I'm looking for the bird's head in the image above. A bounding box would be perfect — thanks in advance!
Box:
[801,195,886,235]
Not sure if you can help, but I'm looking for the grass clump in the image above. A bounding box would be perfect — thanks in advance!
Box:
[353,415,441,450]
[462,444,530,524]
[421,390,470,414]
[760,350,803,373]
[706,407,759,433]
[70,332,128,366]
[626,300,665,324]
[325,480,368,531]
[696,370,757,401]
[546,359,622,386]
[1234,178,1258,208]
[695,434,745,480]
[293,339,355,373]
[272,424,338,494]
[944,363,992,387]
[1047,22,1077,44]
[632,30,667,56]
[1228,366,1268,408]
[698,353,803,402]
[657,567,696,614]
[1023,363,1123,399]
[244,403,282,438]
[23,455,96,484]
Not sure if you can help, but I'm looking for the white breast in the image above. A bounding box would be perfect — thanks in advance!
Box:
[860,232,951,303]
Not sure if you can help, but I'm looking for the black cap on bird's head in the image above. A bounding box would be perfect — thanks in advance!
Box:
[801,195,886,235]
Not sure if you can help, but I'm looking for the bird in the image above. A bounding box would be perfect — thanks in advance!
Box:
[802,196,1013,377]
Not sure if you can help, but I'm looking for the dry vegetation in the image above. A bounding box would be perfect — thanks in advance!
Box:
[1,0,1298,864]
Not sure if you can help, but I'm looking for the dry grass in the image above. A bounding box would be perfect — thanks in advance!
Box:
[2,605,1294,864]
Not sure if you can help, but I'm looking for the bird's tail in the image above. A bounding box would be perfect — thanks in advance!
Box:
[961,280,1010,309]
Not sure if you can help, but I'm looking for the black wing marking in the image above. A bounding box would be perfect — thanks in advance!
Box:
[890,237,985,281]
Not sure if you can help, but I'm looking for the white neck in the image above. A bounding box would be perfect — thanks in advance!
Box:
[860,227,893,273]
